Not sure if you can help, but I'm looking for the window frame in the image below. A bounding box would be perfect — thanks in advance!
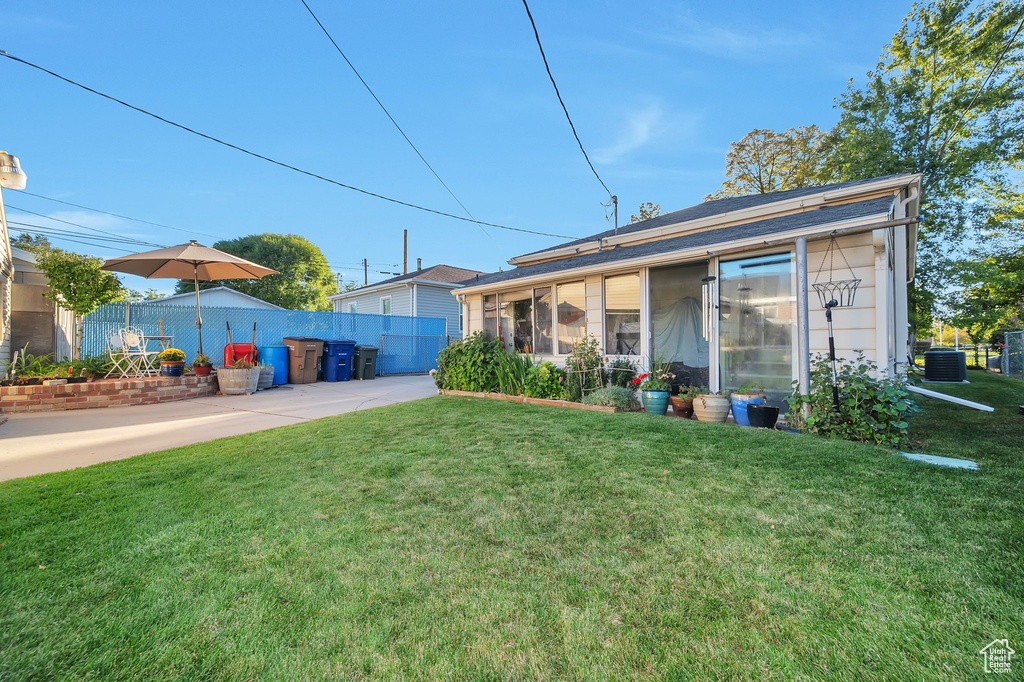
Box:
[380,295,392,315]
[348,301,357,314]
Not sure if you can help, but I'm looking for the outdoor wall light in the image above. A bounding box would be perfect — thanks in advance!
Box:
[0,151,27,190]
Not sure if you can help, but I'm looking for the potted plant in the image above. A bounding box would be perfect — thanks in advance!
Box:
[192,352,213,377]
[730,383,766,427]
[670,385,703,419]
[746,403,780,428]
[217,357,260,395]
[631,359,674,416]
[693,389,731,422]
[158,348,186,377]
[256,362,275,390]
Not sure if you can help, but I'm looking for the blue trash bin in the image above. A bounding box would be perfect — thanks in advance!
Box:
[259,345,290,385]
[323,339,356,382]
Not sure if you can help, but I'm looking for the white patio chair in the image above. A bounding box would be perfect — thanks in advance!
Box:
[120,328,160,376]
[104,330,137,378]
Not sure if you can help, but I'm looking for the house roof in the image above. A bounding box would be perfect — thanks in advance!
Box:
[513,174,912,263]
[329,264,483,300]
[459,195,895,291]
[145,286,283,309]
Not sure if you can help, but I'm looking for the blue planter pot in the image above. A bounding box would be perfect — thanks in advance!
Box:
[160,362,185,377]
[731,393,765,426]
[642,389,671,416]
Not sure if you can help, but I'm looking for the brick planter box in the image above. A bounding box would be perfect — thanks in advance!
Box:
[0,375,218,414]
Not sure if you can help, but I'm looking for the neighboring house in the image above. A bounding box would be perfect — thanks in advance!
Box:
[144,286,282,310]
[11,246,76,360]
[330,264,483,337]
[456,174,922,405]
[0,197,11,368]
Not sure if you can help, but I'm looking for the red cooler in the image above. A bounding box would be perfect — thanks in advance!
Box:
[224,343,258,367]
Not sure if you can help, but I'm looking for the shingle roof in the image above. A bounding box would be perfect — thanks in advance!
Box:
[462,195,894,290]
[358,264,484,289]
[514,174,909,261]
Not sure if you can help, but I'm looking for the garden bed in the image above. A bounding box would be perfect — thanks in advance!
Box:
[441,389,617,413]
[0,375,218,414]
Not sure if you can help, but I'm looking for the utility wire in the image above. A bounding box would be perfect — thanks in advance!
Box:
[520,0,611,199]
[0,51,574,240]
[7,204,166,247]
[298,0,477,221]
[936,15,1024,161]
[8,221,168,248]
[18,190,220,239]
[11,228,139,254]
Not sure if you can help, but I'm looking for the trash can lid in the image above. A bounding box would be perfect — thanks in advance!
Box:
[355,344,378,350]
[283,336,323,342]
[324,339,356,345]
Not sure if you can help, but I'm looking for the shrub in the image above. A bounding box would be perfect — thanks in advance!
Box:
[524,361,567,400]
[564,335,603,402]
[495,350,532,396]
[583,386,640,411]
[434,332,505,392]
[605,358,637,388]
[787,353,919,448]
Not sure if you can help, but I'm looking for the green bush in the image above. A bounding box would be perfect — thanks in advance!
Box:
[495,350,532,396]
[787,353,919,448]
[605,358,637,388]
[524,361,567,400]
[564,335,604,402]
[583,386,640,411]
[434,332,505,392]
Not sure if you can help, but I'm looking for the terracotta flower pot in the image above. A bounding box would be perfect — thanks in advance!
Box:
[693,394,731,422]
[193,363,213,377]
[670,395,694,418]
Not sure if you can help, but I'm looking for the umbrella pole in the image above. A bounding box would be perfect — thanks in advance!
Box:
[194,264,203,355]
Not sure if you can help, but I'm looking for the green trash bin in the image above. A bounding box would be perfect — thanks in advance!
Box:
[354,345,379,380]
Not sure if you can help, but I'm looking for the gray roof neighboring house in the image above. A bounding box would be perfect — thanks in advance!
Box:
[330,264,483,300]
[461,195,895,290]
[513,174,910,263]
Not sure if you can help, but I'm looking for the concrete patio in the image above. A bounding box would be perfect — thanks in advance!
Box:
[0,375,438,482]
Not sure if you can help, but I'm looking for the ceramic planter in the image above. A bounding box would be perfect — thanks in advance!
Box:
[641,389,670,416]
[693,394,731,422]
[193,364,213,377]
[747,404,780,428]
[730,393,765,426]
[670,396,694,419]
[160,361,185,377]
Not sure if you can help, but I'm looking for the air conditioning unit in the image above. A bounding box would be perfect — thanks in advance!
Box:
[924,350,967,382]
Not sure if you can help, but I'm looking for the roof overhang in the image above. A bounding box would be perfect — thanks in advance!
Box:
[329,278,468,301]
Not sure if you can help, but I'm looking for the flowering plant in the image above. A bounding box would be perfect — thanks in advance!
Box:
[158,348,186,362]
[631,359,675,391]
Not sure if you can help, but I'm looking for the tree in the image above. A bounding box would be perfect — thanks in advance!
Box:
[36,249,125,359]
[706,126,838,200]
[630,202,661,224]
[829,0,1024,334]
[11,233,52,255]
[123,288,165,303]
[948,249,1024,341]
[174,233,335,311]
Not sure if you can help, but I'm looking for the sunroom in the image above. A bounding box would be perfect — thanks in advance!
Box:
[454,174,922,407]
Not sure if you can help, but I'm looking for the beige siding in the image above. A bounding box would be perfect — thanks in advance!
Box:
[806,233,878,365]
[466,293,482,337]
[585,275,603,346]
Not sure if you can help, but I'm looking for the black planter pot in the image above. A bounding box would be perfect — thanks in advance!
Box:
[747,404,780,429]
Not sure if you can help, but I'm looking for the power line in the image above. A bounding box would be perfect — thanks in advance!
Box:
[7,204,166,247]
[0,50,575,240]
[298,0,477,223]
[11,228,139,254]
[8,221,167,248]
[17,190,220,239]
[520,0,611,199]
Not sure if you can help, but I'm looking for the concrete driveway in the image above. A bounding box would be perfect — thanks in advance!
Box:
[0,375,438,482]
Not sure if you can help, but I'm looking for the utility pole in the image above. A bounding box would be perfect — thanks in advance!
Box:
[403,229,408,275]
[612,195,618,235]
[363,258,368,286]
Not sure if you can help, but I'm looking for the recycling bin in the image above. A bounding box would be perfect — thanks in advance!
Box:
[322,339,356,382]
[354,344,378,380]
[283,337,324,384]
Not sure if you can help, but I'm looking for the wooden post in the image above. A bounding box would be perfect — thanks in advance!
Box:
[403,229,408,275]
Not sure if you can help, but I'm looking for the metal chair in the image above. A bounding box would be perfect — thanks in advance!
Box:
[120,328,160,376]
[104,330,136,378]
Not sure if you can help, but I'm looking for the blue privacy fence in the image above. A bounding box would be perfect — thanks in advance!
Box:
[82,302,450,374]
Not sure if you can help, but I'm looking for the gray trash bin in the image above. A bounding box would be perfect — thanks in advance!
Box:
[354,345,379,380]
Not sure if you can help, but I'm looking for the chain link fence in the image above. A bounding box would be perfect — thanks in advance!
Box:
[1004,330,1024,380]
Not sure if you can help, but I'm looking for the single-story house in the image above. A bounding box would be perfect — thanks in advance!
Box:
[145,286,282,310]
[330,264,483,337]
[11,246,76,360]
[454,174,922,406]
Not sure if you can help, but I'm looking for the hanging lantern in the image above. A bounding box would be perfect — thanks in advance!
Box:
[811,233,861,309]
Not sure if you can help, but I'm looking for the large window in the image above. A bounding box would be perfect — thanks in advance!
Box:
[604,273,640,355]
[650,262,710,388]
[533,287,553,354]
[483,294,497,341]
[556,281,586,354]
[499,289,533,352]
[719,252,795,406]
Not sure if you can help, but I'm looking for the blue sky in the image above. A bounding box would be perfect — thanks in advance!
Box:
[2,1,904,294]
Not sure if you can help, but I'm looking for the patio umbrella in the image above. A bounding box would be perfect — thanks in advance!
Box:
[100,240,278,354]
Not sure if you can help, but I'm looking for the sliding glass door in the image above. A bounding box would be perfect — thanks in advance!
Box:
[649,262,710,388]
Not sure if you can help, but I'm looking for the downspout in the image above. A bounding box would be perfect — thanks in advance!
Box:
[795,237,811,417]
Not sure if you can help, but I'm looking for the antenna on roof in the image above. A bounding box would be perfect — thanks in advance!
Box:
[602,195,619,236]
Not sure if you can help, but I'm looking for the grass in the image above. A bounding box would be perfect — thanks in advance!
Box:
[1,373,1022,680]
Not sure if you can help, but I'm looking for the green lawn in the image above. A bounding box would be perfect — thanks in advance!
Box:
[1,373,1022,680]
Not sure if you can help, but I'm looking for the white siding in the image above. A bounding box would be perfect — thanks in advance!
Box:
[333,285,411,317]
[415,285,460,338]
